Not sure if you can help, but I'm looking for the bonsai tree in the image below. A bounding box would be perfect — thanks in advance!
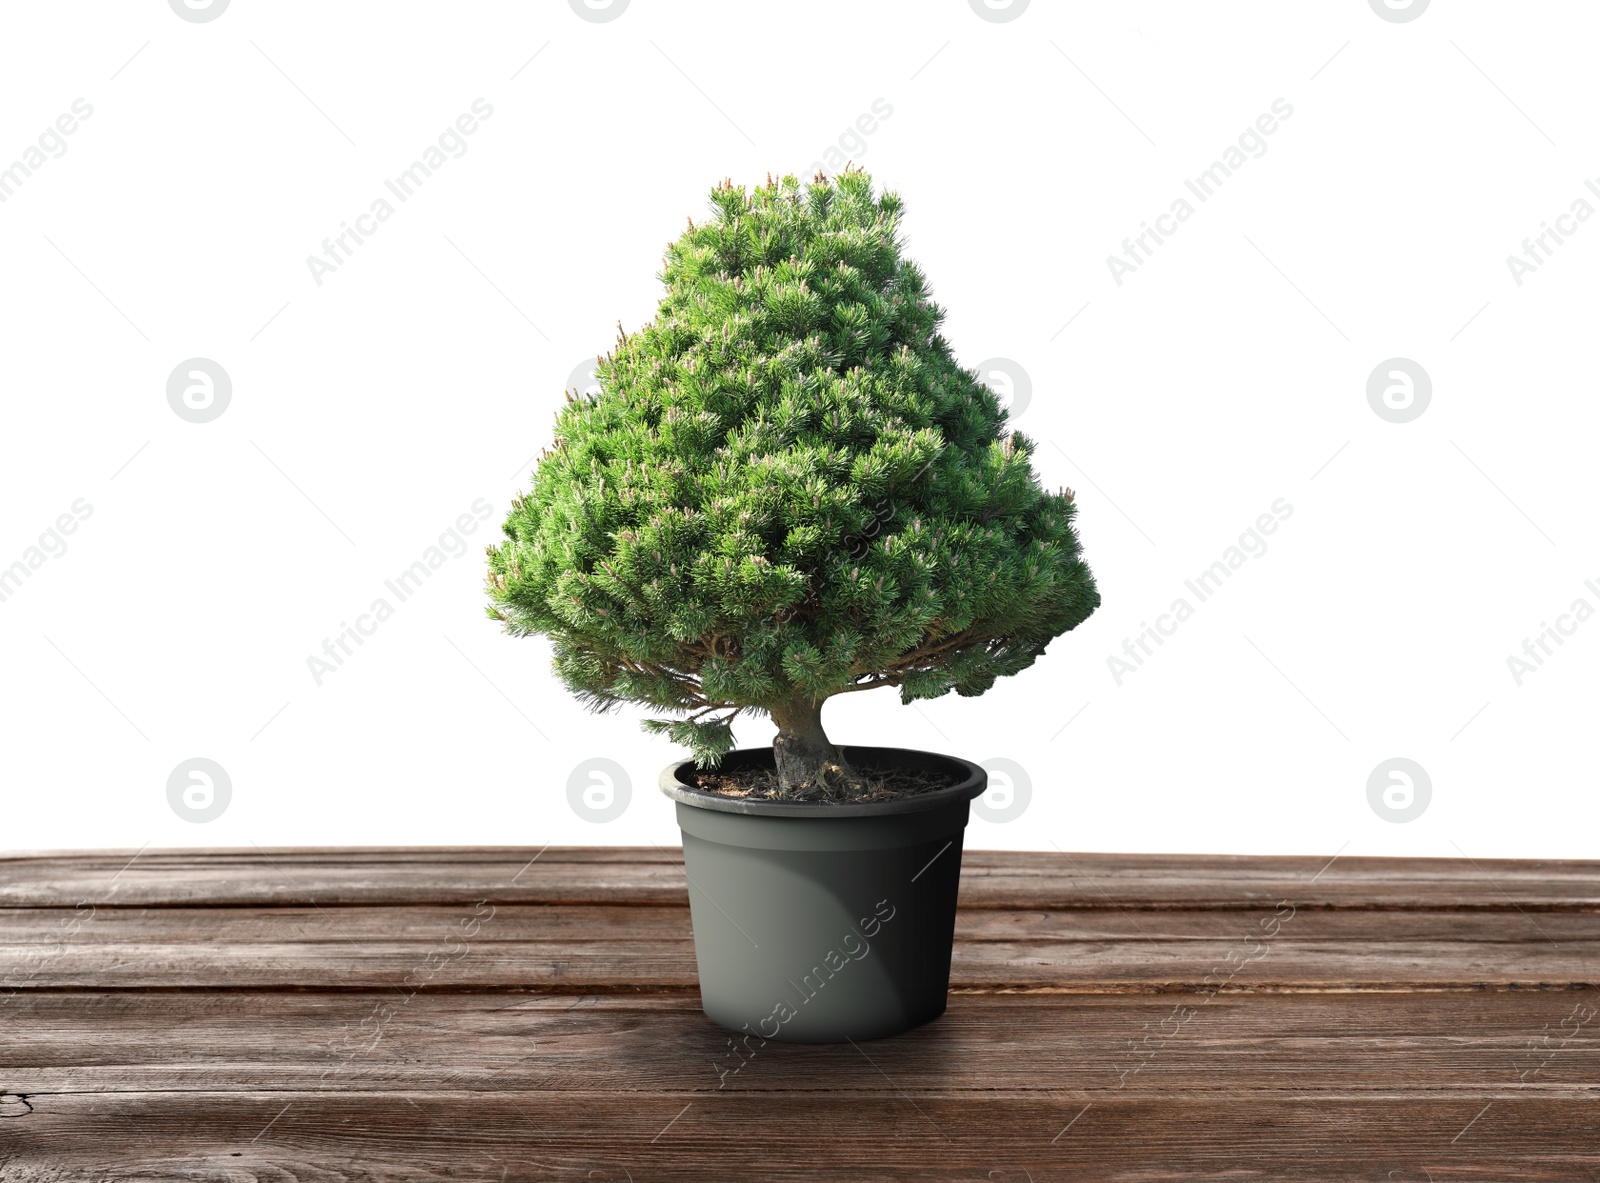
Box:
[486,168,1098,794]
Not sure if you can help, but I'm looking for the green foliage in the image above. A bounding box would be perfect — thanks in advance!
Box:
[487,168,1099,765]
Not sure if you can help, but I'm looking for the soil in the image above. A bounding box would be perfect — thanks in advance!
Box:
[690,762,957,805]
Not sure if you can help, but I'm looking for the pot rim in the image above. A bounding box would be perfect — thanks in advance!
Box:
[659,744,987,818]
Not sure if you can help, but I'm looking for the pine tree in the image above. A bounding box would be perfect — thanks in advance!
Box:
[486,168,1099,792]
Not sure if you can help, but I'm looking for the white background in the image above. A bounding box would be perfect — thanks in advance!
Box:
[2,0,1595,860]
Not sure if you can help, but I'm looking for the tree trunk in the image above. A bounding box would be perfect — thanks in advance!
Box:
[769,697,851,791]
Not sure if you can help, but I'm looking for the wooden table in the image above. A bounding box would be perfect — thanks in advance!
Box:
[1,848,1596,1180]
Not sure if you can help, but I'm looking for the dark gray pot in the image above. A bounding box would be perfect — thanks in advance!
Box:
[660,745,986,1044]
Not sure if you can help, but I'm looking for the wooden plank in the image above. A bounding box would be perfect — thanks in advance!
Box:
[0,1093,1595,1182]
[3,904,1595,991]
[4,848,1598,908]
[5,937,1597,991]
[0,848,686,909]
[3,992,1597,1096]
[8,903,1600,944]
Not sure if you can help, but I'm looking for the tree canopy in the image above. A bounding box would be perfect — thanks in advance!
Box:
[486,168,1099,786]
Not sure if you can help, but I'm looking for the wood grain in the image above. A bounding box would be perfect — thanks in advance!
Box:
[5,992,1599,1094]
[0,847,1596,1181]
[2,904,1596,990]
[5,847,1597,907]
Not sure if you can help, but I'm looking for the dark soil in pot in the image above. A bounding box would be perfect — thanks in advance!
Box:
[661,745,987,1044]
[691,756,957,804]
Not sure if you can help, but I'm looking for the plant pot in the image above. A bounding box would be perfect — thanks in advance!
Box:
[659,745,987,1044]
